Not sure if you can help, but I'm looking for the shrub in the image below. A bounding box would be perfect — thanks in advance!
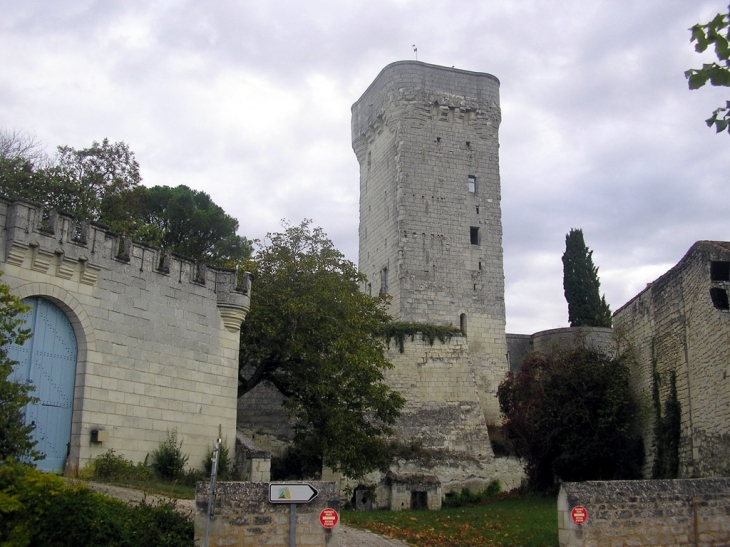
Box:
[152,429,189,479]
[203,439,232,480]
[0,459,193,547]
[89,449,152,482]
[442,481,502,508]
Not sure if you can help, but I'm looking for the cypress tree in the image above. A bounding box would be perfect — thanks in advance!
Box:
[562,228,612,327]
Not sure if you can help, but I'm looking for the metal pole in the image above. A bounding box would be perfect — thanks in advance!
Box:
[289,504,297,547]
[203,438,221,547]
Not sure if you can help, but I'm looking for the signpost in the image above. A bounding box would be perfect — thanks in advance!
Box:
[319,508,339,529]
[269,483,320,547]
[571,505,588,525]
[269,483,319,504]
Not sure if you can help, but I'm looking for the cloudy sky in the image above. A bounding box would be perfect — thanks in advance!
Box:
[1,0,728,334]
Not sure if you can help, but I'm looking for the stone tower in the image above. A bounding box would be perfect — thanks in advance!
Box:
[352,61,508,422]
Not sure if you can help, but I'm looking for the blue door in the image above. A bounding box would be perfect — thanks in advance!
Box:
[8,297,78,472]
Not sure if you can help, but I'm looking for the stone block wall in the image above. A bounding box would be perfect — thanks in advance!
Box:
[195,481,340,546]
[384,335,493,459]
[0,198,250,471]
[353,61,508,425]
[614,241,730,478]
[558,478,730,547]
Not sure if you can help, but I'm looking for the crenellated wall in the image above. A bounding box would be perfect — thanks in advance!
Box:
[0,197,251,472]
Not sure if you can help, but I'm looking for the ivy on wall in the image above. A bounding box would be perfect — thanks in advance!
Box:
[651,341,681,479]
[382,322,463,353]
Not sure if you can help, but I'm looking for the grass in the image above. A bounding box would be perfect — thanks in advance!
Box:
[343,494,558,547]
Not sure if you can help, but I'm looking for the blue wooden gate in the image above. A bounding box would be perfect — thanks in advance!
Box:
[8,297,78,472]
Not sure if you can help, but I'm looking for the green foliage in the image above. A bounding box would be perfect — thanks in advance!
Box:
[203,430,233,480]
[0,273,42,462]
[88,450,152,482]
[686,7,730,133]
[498,347,644,491]
[442,482,502,508]
[270,446,323,481]
[651,361,681,479]
[238,220,405,479]
[117,185,251,266]
[0,133,249,266]
[382,322,462,353]
[0,459,193,547]
[562,228,612,328]
[0,137,141,221]
[151,429,189,480]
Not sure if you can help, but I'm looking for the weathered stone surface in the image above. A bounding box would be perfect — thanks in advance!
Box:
[614,241,730,478]
[353,60,508,425]
[558,478,730,547]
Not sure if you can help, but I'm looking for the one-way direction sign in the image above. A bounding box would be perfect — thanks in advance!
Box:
[269,483,319,504]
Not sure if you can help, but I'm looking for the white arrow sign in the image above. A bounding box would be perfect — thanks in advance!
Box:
[269,483,319,504]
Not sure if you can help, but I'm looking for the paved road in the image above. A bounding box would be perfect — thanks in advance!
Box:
[340,525,411,547]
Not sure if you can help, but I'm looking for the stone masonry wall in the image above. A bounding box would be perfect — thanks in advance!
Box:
[0,198,250,471]
[558,478,730,547]
[195,481,340,546]
[353,60,508,424]
[614,241,730,478]
[384,335,493,459]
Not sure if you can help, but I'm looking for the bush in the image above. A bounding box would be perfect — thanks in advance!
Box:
[88,449,152,482]
[0,459,193,547]
[152,429,189,480]
[203,439,232,480]
[442,481,502,508]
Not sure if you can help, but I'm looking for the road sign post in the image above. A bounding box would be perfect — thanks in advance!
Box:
[268,483,320,547]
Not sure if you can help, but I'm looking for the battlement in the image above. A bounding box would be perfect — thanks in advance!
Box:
[0,197,251,332]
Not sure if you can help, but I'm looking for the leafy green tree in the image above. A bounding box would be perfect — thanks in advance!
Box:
[686,6,730,133]
[562,228,612,327]
[0,136,141,221]
[129,185,251,266]
[0,274,42,462]
[497,348,644,491]
[238,220,405,479]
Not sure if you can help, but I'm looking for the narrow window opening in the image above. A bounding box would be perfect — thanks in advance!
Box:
[368,283,372,297]
[460,313,467,335]
[466,141,471,148]
[470,227,479,245]
[710,288,729,310]
[711,261,730,282]
[478,261,482,270]
[380,267,388,295]
[468,175,477,193]
[476,206,480,214]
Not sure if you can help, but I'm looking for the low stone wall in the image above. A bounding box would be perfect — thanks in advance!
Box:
[558,479,730,547]
[195,481,340,546]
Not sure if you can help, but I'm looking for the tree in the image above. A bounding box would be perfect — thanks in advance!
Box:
[497,348,644,491]
[686,6,730,133]
[0,136,141,221]
[562,228,612,328]
[0,274,42,462]
[127,185,251,266]
[238,220,405,479]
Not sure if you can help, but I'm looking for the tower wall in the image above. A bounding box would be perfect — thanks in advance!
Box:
[352,61,508,422]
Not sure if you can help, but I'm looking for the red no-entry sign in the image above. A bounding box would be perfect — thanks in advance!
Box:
[571,505,588,525]
[319,508,339,529]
